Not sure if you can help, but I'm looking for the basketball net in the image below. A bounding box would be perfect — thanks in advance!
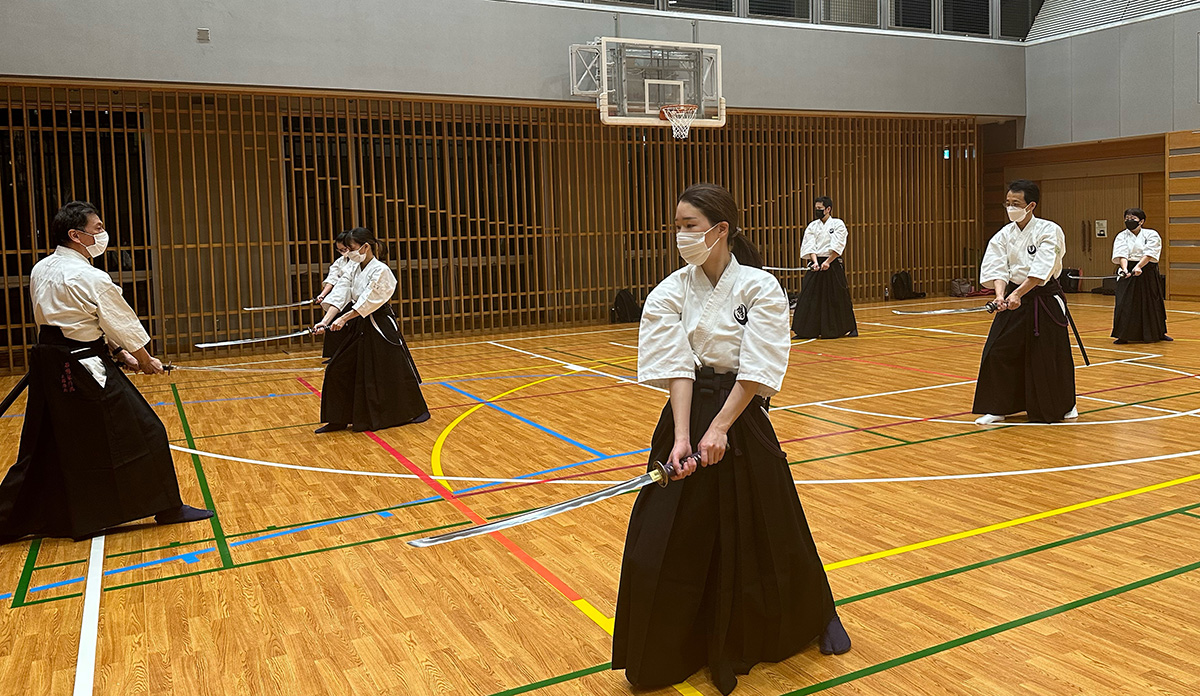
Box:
[660,104,699,140]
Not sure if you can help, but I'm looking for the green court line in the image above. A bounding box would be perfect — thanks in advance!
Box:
[782,408,912,444]
[21,592,82,606]
[10,538,41,608]
[488,662,613,696]
[783,557,1200,695]
[478,503,1200,695]
[33,558,86,570]
[835,502,1200,605]
[1178,511,1200,521]
[171,383,233,569]
[168,420,322,444]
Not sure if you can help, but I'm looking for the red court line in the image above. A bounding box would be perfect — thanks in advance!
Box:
[297,375,584,601]
[777,369,1200,445]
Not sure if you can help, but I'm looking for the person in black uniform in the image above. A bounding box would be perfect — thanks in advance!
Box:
[0,202,212,543]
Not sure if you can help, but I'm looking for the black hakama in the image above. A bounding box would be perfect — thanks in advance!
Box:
[0,327,184,543]
[320,305,429,431]
[1112,263,1169,343]
[321,307,352,359]
[790,257,858,339]
[612,369,837,695]
[972,279,1076,422]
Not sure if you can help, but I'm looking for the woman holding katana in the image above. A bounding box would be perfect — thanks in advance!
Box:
[315,230,356,359]
[612,184,850,695]
[790,196,858,339]
[311,227,429,433]
[1111,208,1171,344]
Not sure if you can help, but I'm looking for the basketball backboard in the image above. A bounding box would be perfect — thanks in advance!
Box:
[570,37,726,131]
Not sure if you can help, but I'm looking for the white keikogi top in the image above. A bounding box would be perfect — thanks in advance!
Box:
[322,255,356,288]
[1112,228,1162,264]
[638,256,790,398]
[799,217,848,258]
[980,216,1066,287]
[30,246,150,351]
[328,258,397,316]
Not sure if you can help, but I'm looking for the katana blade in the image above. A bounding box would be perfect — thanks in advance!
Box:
[195,328,312,349]
[408,458,690,548]
[1067,274,1121,280]
[764,265,816,272]
[892,302,997,316]
[241,299,316,311]
[0,373,29,417]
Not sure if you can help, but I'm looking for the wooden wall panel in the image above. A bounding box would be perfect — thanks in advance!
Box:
[0,79,980,369]
[1167,130,1200,299]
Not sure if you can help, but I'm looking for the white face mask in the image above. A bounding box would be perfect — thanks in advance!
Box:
[77,230,109,258]
[345,245,368,263]
[1006,205,1029,223]
[676,224,720,266]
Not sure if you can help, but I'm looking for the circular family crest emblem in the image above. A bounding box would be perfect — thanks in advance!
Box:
[1027,244,1037,255]
[734,304,749,325]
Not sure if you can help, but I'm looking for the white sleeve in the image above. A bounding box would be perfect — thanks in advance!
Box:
[979,229,1010,285]
[352,265,397,316]
[89,278,151,352]
[1142,230,1162,262]
[830,220,848,255]
[323,257,348,287]
[799,222,817,257]
[325,273,355,312]
[1111,232,1131,263]
[1027,223,1062,281]
[638,273,696,389]
[735,277,790,398]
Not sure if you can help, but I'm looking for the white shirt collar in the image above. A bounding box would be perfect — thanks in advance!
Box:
[54,246,91,262]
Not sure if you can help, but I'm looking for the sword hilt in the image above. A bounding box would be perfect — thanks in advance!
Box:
[648,453,702,487]
[985,300,999,314]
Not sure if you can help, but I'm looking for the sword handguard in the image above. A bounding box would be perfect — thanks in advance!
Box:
[649,460,672,487]
[985,300,999,313]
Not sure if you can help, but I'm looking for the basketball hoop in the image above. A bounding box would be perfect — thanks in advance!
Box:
[660,104,699,139]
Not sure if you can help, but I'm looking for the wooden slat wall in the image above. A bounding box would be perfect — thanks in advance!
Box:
[1166,130,1200,299]
[0,80,980,369]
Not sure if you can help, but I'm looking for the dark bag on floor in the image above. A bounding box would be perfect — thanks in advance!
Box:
[890,270,926,300]
[611,289,642,323]
[949,278,973,297]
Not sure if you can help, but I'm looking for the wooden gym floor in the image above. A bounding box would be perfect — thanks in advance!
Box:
[2,293,1200,695]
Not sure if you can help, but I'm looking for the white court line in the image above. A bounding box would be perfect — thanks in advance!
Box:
[169,438,1200,487]
[1071,301,1200,317]
[790,448,1200,484]
[410,326,639,351]
[168,445,631,485]
[773,380,976,411]
[820,399,1200,426]
[861,321,1160,356]
[487,341,667,393]
[72,535,105,696]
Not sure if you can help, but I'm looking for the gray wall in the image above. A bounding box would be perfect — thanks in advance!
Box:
[1025,6,1200,147]
[0,0,1025,117]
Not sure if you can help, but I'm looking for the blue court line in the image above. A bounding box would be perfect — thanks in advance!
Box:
[437,382,605,457]
[2,370,644,600]
[5,447,651,600]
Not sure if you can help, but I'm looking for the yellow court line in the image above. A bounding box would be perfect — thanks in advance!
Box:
[570,599,700,695]
[825,467,1200,571]
[429,373,571,491]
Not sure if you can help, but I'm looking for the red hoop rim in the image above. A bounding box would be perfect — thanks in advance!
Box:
[658,104,699,120]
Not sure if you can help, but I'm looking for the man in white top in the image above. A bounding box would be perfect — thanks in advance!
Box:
[972,181,1083,425]
[0,202,212,543]
[792,196,858,338]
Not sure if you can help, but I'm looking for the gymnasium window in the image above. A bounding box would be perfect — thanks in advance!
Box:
[890,0,933,31]
[667,0,735,13]
[748,0,811,21]
[821,0,880,28]
[1000,0,1044,40]
[943,0,990,35]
